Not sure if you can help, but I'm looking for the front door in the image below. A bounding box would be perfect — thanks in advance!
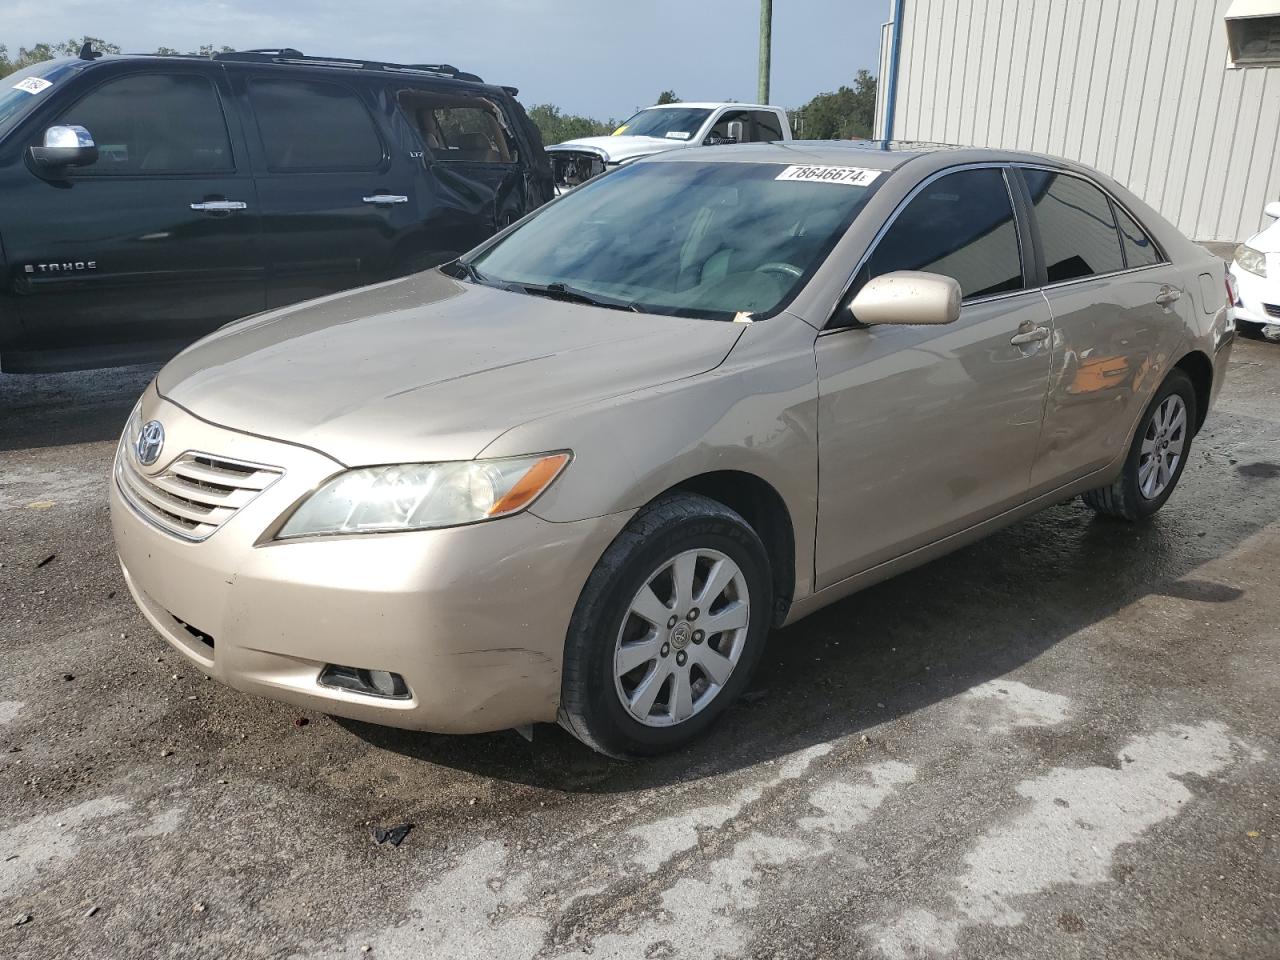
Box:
[814,167,1053,588]
[9,67,264,367]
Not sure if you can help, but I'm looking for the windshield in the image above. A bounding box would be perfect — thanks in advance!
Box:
[0,60,82,138]
[614,107,712,141]
[467,160,882,321]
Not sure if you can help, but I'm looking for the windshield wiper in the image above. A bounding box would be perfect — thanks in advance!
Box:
[521,282,641,312]
[454,259,487,284]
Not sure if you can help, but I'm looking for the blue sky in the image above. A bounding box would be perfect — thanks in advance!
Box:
[0,0,887,118]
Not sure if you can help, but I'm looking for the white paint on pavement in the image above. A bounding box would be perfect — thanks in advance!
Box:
[0,701,24,725]
[867,721,1247,959]
[0,796,132,900]
[958,679,1071,733]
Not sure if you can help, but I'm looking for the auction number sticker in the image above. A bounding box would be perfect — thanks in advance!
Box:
[12,77,52,95]
[775,164,881,186]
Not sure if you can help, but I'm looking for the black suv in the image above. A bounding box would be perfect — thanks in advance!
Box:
[0,48,553,372]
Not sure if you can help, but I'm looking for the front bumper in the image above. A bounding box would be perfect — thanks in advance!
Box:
[111,389,631,734]
[1229,262,1280,329]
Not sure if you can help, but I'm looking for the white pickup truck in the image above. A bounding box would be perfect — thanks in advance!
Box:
[545,102,793,192]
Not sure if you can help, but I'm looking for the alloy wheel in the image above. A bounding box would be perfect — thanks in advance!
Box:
[1138,394,1187,500]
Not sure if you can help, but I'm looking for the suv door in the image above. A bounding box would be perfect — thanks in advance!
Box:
[813,166,1054,588]
[5,65,264,371]
[234,71,417,306]
[392,82,535,256]
[1017,168,1193,496]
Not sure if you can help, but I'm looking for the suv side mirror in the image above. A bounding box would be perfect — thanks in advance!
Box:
[1265,201,1280,220]
[29,125,99,170]
[847,271,961,327]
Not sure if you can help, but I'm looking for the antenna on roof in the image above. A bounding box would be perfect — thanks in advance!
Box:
[78,41,104,61]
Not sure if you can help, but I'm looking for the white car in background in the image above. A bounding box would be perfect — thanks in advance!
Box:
[545,102,792,192]
[1230,201,1280,339]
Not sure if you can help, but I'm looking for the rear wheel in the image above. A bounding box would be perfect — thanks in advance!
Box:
[1082,369,1197,521]
[559,493,772,758]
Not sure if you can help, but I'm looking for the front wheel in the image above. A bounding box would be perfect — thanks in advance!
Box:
[1082,368,1197,521]
[559,493,772,758]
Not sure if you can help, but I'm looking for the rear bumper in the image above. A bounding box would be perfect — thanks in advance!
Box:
[111,389,631,734]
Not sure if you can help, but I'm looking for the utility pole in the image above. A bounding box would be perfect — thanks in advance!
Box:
[758,0,772,104]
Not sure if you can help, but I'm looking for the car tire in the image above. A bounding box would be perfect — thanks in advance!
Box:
[1082,368,1198,521]
[559,492,773,758]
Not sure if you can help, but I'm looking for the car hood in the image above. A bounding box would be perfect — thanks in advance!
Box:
[547,135,685,164]
[1244,220,1280,254]
[157,271,743,467]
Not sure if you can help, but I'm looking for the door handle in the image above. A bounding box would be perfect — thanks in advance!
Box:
[1010,326,1050,346]
[190,200,247,212]
[1155,286,1182,307]
[363,194,409,205]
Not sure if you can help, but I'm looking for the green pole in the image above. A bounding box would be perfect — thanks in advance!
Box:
[758,0,772,104]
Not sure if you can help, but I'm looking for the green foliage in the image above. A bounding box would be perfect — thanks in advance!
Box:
[0,38,234,77]
[655,90,680,105]
[788,70,878,140]
[526,103,617,145]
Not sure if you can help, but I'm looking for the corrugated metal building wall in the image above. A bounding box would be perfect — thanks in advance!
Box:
[874,0,1280,243]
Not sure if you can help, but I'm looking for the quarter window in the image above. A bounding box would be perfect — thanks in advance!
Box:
[249,79,383,172]
[1115,205,1161,268]
[858,168,1024,301]
[56,73,233,175]
[1022,170,1125,282]
[396,90,518,163]
[750,111,784,141]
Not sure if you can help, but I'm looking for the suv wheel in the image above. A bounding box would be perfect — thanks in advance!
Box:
[1082,369,1197,521]
[559,493,772,758]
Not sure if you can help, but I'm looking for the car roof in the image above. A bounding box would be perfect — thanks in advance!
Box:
[643,139,1077,172]
[640,102,778,111]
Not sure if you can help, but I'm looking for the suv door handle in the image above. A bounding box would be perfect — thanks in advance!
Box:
[363,194,409,205]
[1010,325,1050,346]
[1155,286,1182,307]
[190,200,247,212]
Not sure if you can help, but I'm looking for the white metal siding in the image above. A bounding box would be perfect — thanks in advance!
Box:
[879,0,1280,242]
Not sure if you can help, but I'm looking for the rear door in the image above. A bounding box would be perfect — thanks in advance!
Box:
[1018,167,1193,495]
[392,83,534,250]
[7,64,264,367]
[233,70,418,306]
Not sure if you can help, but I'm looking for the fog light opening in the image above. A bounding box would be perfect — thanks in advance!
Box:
[318,664,411,700]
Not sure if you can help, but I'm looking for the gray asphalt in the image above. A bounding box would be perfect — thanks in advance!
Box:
[1,337,1278,959]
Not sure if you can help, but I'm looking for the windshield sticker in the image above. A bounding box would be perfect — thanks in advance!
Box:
[12,76,53,95]
[611,124,629,136]
[775,164,882,186]
[664,131,692,140]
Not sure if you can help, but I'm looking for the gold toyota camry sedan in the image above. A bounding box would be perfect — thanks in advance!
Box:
[112,142,1235,757]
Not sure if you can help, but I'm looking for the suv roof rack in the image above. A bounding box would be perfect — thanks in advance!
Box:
[211,49,485,84]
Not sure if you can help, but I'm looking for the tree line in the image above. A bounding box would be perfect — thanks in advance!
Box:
[3,37,878,144]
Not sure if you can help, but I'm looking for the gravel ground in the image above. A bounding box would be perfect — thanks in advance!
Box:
[1,337,1278,960]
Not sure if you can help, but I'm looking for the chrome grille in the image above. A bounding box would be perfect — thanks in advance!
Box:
[115,448,283,541]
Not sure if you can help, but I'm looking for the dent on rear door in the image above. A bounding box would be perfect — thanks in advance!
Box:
[390,87,529,258]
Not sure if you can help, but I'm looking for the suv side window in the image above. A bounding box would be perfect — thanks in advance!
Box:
[55,73,233,175]
[396,89,518,163]
[249,78,383,172]
[750,110,784,141]
[1021,169,1126,282]
[856,167,1025,301]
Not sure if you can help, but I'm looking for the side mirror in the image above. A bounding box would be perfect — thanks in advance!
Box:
[726,120,745,143]
[848,271,962,327]
[1265,201,1280,220]
[29,125,98,170]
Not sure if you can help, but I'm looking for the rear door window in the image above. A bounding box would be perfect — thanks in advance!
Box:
[396,89,518,163]
[249,78,383,172]
[1022,170,1126,282]
[55,73,233,175]
[858,167,1025,301]
[750,110,784,141]
[1115,205,1162,268]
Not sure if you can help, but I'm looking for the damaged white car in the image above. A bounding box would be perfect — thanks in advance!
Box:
[546,102,792,192]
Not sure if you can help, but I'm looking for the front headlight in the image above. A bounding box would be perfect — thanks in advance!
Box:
[1234,244,1267,278]
[276,452,570,539]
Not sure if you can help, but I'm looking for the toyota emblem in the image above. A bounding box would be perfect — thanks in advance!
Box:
[135,420,165,466]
